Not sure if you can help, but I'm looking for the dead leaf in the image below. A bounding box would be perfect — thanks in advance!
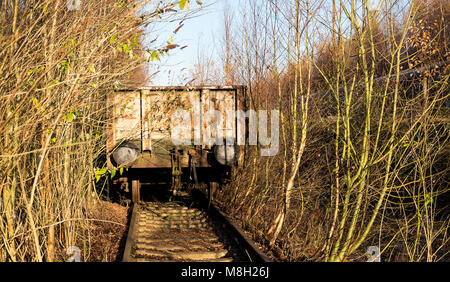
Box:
[174,24,184,34]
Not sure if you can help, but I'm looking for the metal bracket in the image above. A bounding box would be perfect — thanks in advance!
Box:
[171,147,182,196]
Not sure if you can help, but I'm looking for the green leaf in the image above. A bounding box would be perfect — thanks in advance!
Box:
[49,79,59,90]
[60,61,70,72]
[110,169,116,179]
[95,168,108,183]
[122,43,130,54]
[66,112,74,122]
[151,50,159,61]
[110,35,117,45]
[119,167,124,176]
[179,0,187,10]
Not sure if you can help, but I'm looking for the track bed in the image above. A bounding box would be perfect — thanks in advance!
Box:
[123,197,270,262]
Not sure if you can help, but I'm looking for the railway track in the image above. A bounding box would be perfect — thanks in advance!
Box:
[123,192,271,263]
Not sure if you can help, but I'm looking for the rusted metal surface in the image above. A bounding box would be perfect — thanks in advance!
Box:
[107,91,141,152]
[107,86,246,170]
[123,196,271,262]
[142,89,199,150]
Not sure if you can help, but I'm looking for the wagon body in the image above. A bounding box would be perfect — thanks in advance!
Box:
[106,86,246,171]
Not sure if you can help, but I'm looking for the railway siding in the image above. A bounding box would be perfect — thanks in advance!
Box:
[123,200,260,262]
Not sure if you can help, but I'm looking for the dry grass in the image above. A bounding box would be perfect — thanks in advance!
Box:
[211,0,449,262]
[85,201,130,262]
[0,0,202,262]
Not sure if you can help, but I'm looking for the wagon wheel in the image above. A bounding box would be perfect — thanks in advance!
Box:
[132,179,140,203]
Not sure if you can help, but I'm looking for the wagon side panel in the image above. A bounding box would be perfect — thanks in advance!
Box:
[201,89,237,149]
[107,91,142,160]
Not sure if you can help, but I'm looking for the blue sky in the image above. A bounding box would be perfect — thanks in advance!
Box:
[145,0,385,86]
[147,0,235,86]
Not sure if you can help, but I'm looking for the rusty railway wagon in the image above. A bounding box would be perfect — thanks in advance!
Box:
[107,86,247,202]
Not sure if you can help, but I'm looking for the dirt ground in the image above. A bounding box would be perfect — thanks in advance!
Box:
[85,200,130,262]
